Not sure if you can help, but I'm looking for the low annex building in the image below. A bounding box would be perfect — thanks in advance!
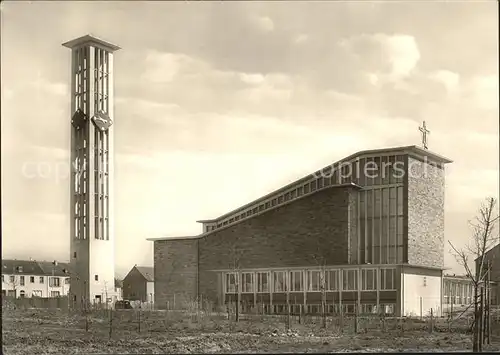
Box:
[149,145,453,317]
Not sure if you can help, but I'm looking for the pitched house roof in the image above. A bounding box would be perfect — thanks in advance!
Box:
[135,266,154,282]
[37,261,72,277]
[2,259,44,275]
[1,259,71,277]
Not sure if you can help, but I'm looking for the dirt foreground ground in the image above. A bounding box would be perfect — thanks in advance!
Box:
[3,308,500,353]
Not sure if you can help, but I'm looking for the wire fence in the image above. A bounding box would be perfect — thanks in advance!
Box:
[4,296,500,338]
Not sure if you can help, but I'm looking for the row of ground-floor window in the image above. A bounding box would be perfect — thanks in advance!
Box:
[223,267,397,294]
[225,300,395,316]
[442,278,475,306]
[157,266,475,316]
[216,266,400,315]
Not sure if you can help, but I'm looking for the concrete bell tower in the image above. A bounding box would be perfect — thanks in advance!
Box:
[62,35,120,306]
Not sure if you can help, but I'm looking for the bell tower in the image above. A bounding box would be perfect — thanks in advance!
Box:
[63,35,120,306]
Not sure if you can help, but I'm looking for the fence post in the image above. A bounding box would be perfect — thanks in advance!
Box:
[354,305,358,334]
[138,306,141,333]
[109,307,113,339]
[420,297,423,320]
[487,284,491,345]
[340,305,344,333]
[429,308,433,333]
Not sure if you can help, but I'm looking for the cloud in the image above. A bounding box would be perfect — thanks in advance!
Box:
[250,15,275,32]
[367,73,379,86]
[429,70,460,94]
[294,34,309,44]
[341,33,421,83]
[239,73,265,85]
[141,51,205,83]
[471,75,499,110]
[380,34,420,80]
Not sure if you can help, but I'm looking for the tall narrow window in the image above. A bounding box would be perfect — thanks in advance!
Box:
[366,218,373,264]
[444,281,450,304]
[358,159,366,186]
[394,155,404,183]
[308,270,321,291]
[273,271,287,292]
[373,218,381,264]
[326,270,339,291]
[226,273,237,293]
[241,273,253,293]
[361,269,377,291]
[365,158,374,186]
[380,268,396,290]
[374,189,381,218]
[382,156,391,185]
[342,269,358,291]
[317,178,324,189]
[374,157,381,185]
[397,186,404,216]
[290,271,303,292]
[389,156,397,184]
[257,272,269,293]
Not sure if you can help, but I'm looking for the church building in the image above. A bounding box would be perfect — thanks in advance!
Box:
[149,144,452,317]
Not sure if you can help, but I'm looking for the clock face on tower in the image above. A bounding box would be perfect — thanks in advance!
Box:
[71,109,87,130]
[92,111,113,132]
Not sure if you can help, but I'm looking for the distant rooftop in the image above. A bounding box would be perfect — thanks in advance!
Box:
[1,259,71,277]
[133,266,154,282]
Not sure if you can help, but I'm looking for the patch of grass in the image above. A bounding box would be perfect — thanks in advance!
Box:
[3,307,500,354]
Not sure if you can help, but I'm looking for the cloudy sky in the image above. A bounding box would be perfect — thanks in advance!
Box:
[1,1,498,277]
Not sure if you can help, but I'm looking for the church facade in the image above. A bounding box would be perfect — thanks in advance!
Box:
[149,145,452,317]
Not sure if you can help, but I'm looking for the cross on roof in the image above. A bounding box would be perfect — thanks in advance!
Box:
[419,121,430,150]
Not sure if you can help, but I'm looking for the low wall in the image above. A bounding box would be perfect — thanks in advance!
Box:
[2,296,69,309]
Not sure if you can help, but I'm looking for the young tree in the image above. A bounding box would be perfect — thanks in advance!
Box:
[312,249,328,329]
[449,197,499,352]
[229,243,243,322]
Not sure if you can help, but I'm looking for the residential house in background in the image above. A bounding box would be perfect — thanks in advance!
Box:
[1,259,71,298]
[122,265,154,302]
